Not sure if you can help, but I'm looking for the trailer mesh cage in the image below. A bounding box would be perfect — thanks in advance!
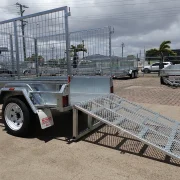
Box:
[0,6,70,79]
[0,6,137,79]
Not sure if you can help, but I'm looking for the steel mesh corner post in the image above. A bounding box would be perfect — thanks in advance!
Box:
[13,21,20,79]
[64,7,71,77]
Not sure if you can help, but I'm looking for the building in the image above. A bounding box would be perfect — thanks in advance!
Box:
[164,49,180,64]
[146,49,180,64]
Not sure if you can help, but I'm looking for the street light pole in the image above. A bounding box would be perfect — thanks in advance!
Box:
[51,46,54,60]
[82,40,84,59]
[121,42,125,59]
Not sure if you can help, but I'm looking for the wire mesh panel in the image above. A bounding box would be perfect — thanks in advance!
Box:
[37,33,68,76]
[75,94,180,160]
[69,27,113,76]
[0,33,15,79]
[111,58,138,77]
[0,6,70,80]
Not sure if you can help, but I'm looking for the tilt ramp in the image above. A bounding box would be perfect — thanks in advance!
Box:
[74,94,180,160]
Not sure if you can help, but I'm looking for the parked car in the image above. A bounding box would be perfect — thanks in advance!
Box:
[141,62,172,73]
[0,65,15,76]
[0,65,28,76]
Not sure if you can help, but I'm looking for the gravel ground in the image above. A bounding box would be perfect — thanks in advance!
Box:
[0,76,180,180]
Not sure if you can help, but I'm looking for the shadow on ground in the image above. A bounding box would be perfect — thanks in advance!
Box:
[0,110,179,167]
[82,125,180,167]
[33,111,180,167]
[29,110,88,144]
[0,112,4,128]
[113,77,131,80]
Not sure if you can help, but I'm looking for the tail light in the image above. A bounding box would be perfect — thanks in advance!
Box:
[62,95,69,107]
[110,86,114,93]
[9,87,15,91]
[68,76,71,83]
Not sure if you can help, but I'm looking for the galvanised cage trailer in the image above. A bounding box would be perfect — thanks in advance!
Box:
[160,64,180,86]
[0,6,180,161]
[111,59,139,79]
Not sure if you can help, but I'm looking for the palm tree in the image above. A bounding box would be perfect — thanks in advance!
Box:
[146,41,176,70]
[25,54,44,66]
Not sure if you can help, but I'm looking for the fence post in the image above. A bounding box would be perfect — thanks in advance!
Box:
[9,34,15,78]
[34,38,39,77]
[137,53,139,72]
[64,7,71,76]
[13,21,20,79]
[109,26,112,76]
[73,108,78,139]
[109,26,114,76]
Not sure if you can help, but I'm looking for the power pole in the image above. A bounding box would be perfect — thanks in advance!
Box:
[143,47,146,76]
[137,53,139,70]
[121,42,125,59]
[16,2,29,60]
[144,47,146,61]
[82,40,85,59]
[51,46,54,60]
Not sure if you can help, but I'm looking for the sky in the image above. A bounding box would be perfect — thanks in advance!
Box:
[1,0,180,58]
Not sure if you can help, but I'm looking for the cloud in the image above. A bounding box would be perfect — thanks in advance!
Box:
[112,14,180,55]
[1,0,180,58]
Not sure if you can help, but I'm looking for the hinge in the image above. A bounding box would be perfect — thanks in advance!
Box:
[66,12,71,17]
[65,7,71,17]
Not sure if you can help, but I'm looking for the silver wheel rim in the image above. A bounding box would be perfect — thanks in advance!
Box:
[4,103,24,131]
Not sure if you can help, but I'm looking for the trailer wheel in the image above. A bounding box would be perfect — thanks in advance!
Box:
[134,71,138,78]
[160,77,166,85]
[144,68,150,73]
[2,98,31,137]
[130,72,135,79]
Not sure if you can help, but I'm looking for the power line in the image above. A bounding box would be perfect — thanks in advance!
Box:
[72,6,180,19]
[0,5,15,8]
[20,0,133,5]
[70,11,180,22]
[24,0,180,7]
[16,0,180,21]
[15,2,29,60]
[23,0,180,8]
[0,0,177,19]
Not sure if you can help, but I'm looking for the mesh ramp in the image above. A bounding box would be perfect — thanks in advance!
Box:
[74,94,180,160]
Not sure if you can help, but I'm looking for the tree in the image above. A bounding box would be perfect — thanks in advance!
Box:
[127,55,136,60]
[25,54,44,66]
[146,41,176,69]
[47,59,58,67]
[59,58,66,64]
[70,44,87,68]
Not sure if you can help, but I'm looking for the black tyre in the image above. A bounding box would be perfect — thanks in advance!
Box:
[23,70,28,75]
[160,77,166,85]
[2,98,31,137]
[144,68,150,73]
[130,72,135,79]
[134,71,138,78]
[24,70,30,76]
